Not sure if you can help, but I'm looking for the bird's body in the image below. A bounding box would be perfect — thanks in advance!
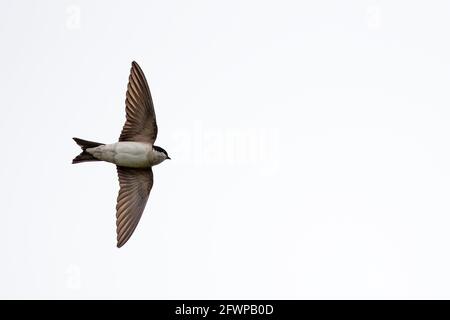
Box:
[86,142,166,168]
[72,61,170,248]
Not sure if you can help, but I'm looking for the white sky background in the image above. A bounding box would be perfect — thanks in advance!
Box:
[0,0,450,299]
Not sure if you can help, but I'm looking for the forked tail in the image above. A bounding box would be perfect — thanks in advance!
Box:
[72,137,104,164]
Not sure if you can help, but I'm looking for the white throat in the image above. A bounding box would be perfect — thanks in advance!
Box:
[149,148,166,166]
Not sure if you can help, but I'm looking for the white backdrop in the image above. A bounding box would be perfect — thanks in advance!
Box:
[1,0,450,299]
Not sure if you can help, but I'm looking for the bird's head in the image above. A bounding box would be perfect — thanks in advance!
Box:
[153,145,171,162]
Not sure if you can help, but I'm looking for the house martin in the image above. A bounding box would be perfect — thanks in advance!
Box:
[72,61,170,248]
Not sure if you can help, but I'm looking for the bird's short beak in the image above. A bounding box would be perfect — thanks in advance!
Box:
[167,156,171,160]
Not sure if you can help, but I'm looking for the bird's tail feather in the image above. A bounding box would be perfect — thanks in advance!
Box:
[72,137,104,164]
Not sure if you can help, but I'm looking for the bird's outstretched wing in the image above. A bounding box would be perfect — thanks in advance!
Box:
[116,166,153,247]
[119,61,158,144]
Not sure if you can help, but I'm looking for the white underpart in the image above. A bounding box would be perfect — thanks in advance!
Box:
[86,142,166,168]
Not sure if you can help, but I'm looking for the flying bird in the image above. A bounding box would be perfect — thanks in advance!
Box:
[72,61,170,248]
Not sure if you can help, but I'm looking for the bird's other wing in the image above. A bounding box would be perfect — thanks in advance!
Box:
[116,166,153,248]
[119,61,158,144]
